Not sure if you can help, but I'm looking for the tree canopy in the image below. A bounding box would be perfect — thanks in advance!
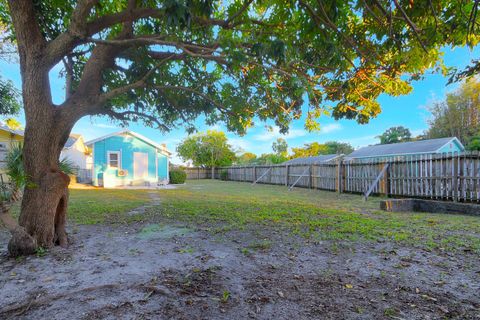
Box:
[0,76,20,117]
[272,138,288,157]
[236,152,257,165]
[1,0,479,135]
[426,78,480,146]
[176,130,236,167]
[290,141,353,158]
[377,126,412,144]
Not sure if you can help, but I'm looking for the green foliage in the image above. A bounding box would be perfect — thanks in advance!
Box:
[467,134,480,151]
[377,127,412,145]
[6,144,77,190]
[426,78,480,146]
[169,168,187,184]
[177,130,236,167]
[220,169,228,181]
[291,141,353,158]
[272,138,288,157]
[59,157,78,176]
[5,143,28,189]
[236,152,257,165]
[256,153,287,165]
[2,0,478,136]
[0,76,20,116]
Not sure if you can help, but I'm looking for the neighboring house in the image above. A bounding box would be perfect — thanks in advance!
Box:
[284,154,344,165]
[0,125,24,172]
[86,130,171,187]
[345,137,465,161]
[60,134,92,170]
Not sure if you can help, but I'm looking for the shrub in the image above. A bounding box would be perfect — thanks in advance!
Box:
[169,169,187,184]
[220,169,228,181]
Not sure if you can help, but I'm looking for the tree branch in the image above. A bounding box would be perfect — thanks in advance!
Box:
[226,0,254,24]
[100,109,169,131]
[392,0,428,53]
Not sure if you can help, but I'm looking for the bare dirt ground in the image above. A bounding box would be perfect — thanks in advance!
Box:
[1,217,479,320]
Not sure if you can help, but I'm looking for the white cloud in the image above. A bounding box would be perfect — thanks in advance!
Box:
[228,137,252,152]
[321,123,342,133]
[93,123,119,129]
[253,126,307,142]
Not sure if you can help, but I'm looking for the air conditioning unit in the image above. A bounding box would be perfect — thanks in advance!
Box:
[117,169,128,177]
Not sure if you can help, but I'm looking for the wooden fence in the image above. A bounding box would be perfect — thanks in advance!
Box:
[184,152,480,202]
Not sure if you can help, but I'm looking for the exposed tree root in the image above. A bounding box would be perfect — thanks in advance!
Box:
[0,282,173,318]
[0,193,37,257]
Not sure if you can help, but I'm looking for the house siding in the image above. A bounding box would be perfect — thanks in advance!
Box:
[437,140,464,153]
[92,133,165,187]
[60,137,90,169]
[157,153,169,180]
[0,130,23,176]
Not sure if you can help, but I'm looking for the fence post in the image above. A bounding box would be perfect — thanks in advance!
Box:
[309,165,313,189]
[336,160,343,193]
[253,166,256,182]
[285,165,289,186]
[384,162,390,197]
[453,152,458,202]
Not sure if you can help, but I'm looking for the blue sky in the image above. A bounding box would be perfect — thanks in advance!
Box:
[0,46,478,164]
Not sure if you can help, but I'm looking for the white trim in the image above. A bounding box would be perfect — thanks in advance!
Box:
[107,151,121,169]
[436,137,465,153]
[85,129,172,156]
[0,125,24,137]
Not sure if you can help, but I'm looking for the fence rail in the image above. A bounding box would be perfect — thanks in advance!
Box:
[184,151,480,202]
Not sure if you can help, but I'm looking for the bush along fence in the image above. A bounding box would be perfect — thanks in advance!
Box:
[184,151,480,202]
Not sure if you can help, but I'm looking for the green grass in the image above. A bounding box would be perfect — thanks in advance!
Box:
[9,180,479,253]
[148,180,480,252]
[10,188,151,224]
[67,189,151,224]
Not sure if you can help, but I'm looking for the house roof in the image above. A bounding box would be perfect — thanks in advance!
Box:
[0,124,24,137]
[284,154,343,165]
[346,137,464,159]
[85,130,172,156]
[64,134,81,149]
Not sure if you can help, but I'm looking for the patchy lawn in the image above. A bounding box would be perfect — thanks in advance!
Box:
[0,180,479,319]
[151,180,480,252]
[10,188,152,225]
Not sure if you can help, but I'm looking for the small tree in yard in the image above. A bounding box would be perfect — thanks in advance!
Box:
[0,0,478,255]
[177,131,236,178]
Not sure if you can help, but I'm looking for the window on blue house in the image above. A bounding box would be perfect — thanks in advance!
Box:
[107,151,120,168]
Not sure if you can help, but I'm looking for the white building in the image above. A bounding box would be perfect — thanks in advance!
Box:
[60,134,92,170]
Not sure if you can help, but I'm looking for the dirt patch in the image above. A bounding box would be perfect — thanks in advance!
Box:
[1,220,479,319]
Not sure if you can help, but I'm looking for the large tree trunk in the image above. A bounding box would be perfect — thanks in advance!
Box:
[8,120,72,256]
[7,94,74,256]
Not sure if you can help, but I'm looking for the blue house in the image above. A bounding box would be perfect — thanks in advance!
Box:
[345,137,465,162]
[85,130,171,187]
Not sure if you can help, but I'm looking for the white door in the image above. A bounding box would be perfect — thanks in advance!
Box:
[133,152,149,180]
